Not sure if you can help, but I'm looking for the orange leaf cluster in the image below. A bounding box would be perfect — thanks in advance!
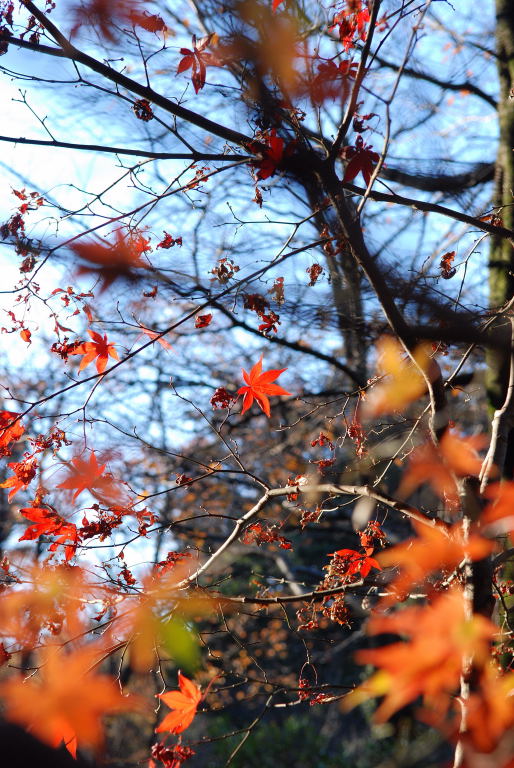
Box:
[378,520,493,604]
[398,431,488,503]
[482,481,514,534]
[0,564,92,648]
[0,410,24,456]
[465,665,514,753]
[19,506,79,562]
[344,586,495,722]
[0,457,37,501]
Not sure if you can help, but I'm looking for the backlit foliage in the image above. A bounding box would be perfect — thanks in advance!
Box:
[0,0,512,766]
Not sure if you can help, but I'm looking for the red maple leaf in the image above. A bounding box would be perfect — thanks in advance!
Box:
[156,672,202,734]
[128,10,166,33]
[195,313,213,328]
[309,59,358,104]
[249,129,295,181]
[70,329,119,374]
[177,34,218,94]
[342,135,380,185]
[57,451,116,501]
[237,355,291,417]
[156,232,182,249]
[19,506,79,562]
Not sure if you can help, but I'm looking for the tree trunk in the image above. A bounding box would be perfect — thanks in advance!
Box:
[487,0,514,430]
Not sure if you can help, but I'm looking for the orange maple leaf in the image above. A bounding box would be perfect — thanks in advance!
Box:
[70,329,119,374]
[377,520,493,604]
[0,563,92,648]
[0,410,25,457]
[0,645,137,756]
[57,451,119,502]
[137,324,173,350]
[237,355,291,417]
[465,665,514,753]
[0,458,37,501]
[71,228,150,292]
[344,586,495,722]
[398,431,488,503]
[364,337,439,416]
[482,481,514,533]
[156,671,202,734]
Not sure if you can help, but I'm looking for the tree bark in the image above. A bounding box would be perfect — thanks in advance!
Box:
[487,0,514,431]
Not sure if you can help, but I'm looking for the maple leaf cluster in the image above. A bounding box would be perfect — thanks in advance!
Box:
[0,188,44,268]
[133,97,154,121]
[150,742,195,768]
[243,292,281,335]
[440,249,457,279]
[19,506,79,562]
[0,410,24,457]
[346,586,495,722]
[330,0,371,52]
[210,386,236,410]
[241,521,292,550]
[209,257,239,283]
[0,457,37,501]
[249,129,296,181]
